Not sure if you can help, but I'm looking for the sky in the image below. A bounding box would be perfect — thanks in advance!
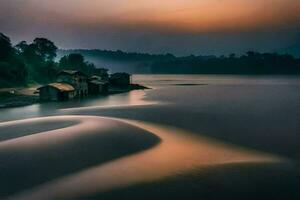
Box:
[0,0,300,56]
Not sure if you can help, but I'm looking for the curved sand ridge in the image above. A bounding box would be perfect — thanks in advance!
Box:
[0,116,283,200]
[0,116,159,199]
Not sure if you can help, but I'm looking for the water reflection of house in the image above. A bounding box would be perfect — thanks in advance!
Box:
[37,83,75,101]
[57,70,88,97]
[109,73,131,86]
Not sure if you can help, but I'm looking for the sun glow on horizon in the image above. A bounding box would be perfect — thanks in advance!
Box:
[8,0,300,33]
[4,0,300,32]
[1,0,299,53]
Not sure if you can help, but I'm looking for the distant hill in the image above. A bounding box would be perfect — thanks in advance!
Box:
[58,49,300,75]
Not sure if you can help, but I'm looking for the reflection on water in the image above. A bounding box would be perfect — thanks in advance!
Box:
[133,74,300,87]
[1,75,300,122]
[0,90,153,122]
[60,90,157,112]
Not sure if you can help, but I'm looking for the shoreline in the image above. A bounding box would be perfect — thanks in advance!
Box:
[0,84,150,109]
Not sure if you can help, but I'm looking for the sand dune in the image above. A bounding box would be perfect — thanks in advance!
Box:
[0,116,283,200]
[0,116,159,199]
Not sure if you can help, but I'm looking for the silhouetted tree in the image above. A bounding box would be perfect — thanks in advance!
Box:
[32,38,57,61]
[0,33,14,61]
[0,33,27,87]
[15,38,58,83]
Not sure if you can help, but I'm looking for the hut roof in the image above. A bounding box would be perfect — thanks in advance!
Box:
[38,83,75,92]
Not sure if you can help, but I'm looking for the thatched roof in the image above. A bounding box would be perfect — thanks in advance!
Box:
[38,83,75,92]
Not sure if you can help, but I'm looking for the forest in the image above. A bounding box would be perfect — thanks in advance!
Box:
[0,33,97,88]
[60,49,300,74]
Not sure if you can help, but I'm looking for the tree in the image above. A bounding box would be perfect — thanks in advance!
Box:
[0,33,14,61]
[0,33,27,86]
[15,41,28,54]
[59,53,96,75]
[15,38,59,83]
[16,38,58,64]
[32,38,58,62]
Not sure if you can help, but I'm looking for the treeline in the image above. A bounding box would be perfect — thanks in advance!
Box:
[59,49,176,62]
[0,33,98,88]
[150,52,300,74]
[60,49,300,74]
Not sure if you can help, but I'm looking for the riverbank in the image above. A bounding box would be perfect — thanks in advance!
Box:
[0,87,39,109]
[0,84,149,109]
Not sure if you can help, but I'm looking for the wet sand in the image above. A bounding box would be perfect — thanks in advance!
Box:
[0,116,283,200]
[0,116,159,199]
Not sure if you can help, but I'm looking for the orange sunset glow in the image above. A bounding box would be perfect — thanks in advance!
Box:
[18,0,300,32]
[1,0,300,54]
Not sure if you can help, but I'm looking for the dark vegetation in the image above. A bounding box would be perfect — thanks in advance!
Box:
[59,49,176,63]
[151,52,300,74]
[60,49,300,74]
[0,33,98,88]
[0,33,27,87]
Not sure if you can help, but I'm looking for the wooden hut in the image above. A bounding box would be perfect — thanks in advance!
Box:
[57,70,88,97]
[37,83,75,101]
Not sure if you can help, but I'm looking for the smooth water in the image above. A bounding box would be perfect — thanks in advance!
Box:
[1,75,300,122]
